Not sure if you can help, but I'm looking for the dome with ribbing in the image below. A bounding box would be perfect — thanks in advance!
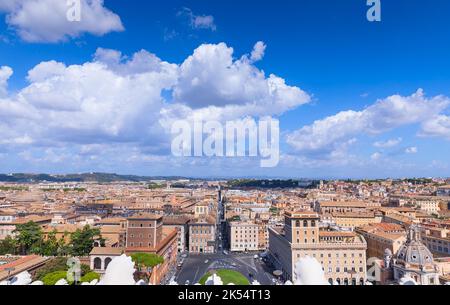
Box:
[395,226,434,266]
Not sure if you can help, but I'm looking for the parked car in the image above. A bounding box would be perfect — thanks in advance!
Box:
[185,280,190,285]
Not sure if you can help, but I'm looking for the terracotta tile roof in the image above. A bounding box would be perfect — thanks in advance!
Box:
[89,247,124,256]
[128,213,162,220]
[0,255,50,281]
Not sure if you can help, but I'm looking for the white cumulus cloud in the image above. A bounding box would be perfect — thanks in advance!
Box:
[0,66,13,96]
[286,89,450,157]
[373,137,402,148]
[0,0,124,43]
[420,115,450,140]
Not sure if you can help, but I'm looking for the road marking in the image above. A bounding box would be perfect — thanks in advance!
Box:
[193,267,200,283]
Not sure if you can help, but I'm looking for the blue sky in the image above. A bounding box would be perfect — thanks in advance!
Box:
[0,0,450,179]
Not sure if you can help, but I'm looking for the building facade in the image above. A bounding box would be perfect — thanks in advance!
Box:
[188,219,216,253]
[228,222,259,252]
[269,211,367,285]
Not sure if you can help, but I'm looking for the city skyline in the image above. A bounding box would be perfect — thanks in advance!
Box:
[1,1,450,178]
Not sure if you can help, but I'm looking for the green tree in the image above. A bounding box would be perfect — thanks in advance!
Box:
[80,271,100,283]
[130,253,164,271]
[69,226,102,256]
[34,258,92,282]
[14,221,44,255]
[0,236,17,255]
[34,257,68,281]
[40,230,60,256]
[41,270,73,285]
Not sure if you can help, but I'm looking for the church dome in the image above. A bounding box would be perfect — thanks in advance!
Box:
[396,225,434,266]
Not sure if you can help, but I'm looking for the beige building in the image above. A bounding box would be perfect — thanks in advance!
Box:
[257,221,269,250]
[269,211,367,285]
[228,222,259,252]
[328,211,382,230]
[194,201,212,218]
[188,218,216,253]
[318,201,368,214]
[420,226,450,257]
[356,223,407,259]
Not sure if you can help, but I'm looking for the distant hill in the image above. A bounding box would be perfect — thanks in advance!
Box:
[227,179,318,189]
[0,173,188,183]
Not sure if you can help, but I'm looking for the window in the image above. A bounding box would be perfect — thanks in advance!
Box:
[303,220,308,227]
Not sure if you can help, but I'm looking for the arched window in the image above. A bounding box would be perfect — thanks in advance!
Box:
[336,278,341,285]
[93,257,102,270]
[295,220,300,227]
[360,278,365,286]
[344,278,349,285]
[352,278,357,286]
[311,220,316,227]
[104,257,112,269]
[303,220,308,227]
[328,278,333,285]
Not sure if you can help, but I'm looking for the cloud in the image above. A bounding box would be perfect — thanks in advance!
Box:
[173,42,310,114]
[0,66,13,96]
[371,152,382,160]
[0,0,124,43]
[373,137,402,148]
[419,115,450,140]
[286,89,450,157]
[250,41,266,62]
[0,42,308,170]
[178,7,216,31]
[405,147,418,154]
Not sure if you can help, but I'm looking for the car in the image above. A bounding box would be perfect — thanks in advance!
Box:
[204,260,209,264]
[185,280,190,285]
[254,255,259,259]
[223,250,229,255]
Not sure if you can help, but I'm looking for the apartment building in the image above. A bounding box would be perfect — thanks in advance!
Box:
[355,223,407,259]
[228,221,259,252]
[163,216,190,253]
[0,211,15,240]
[188,218,216,253]
[317,201,368,214]
[122,213,178,285]
[328,211,382,230]
[257,221,269,250]
[126,213,163,248]
[420,226,450,257]
[269,211,367,285]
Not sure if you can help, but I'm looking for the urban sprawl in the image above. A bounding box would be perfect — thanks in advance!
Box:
[1,177,450,286]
